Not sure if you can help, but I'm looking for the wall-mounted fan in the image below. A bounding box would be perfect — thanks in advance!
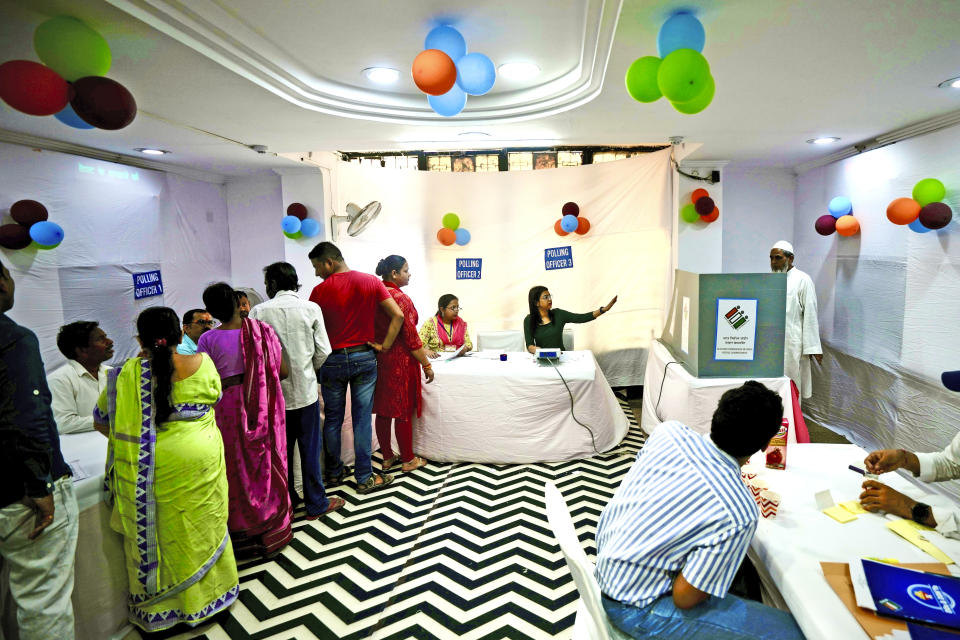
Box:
[330,201,381,241]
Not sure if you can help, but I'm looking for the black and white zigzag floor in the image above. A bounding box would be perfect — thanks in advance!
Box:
[145,396,645,640]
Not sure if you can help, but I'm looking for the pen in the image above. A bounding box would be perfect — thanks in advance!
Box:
[849,464,878,480]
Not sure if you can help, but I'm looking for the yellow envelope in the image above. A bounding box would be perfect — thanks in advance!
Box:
[886,519,954,565]
[823,505,857,523]
[839,501,868,515]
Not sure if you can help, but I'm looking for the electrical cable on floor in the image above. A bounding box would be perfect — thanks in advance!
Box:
[654,360,681,422]
[546,357,601,456]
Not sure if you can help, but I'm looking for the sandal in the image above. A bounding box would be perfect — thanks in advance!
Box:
[381,455,400,471]
[356,473,393,494]
[306,496,345,520]
[325,466,348,488]
[401,456,428,473]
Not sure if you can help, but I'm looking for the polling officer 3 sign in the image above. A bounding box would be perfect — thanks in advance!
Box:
[133,270,163,300]
[545,246,573,270]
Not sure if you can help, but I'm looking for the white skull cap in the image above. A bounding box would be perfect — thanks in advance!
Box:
[772,240,794,254]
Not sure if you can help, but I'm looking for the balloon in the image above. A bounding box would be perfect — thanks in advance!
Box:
[657,12,706,58]
[281,215,302,233]
[299,218,320,237]
[0,224,32,250]
[918,202,952,230]
[694,196,715,216]
[554,219,569,236]
[671,74,714,114]
[428,84,467,117]
[54,103,95,129]
[700,208,719,223]
[913,178,946,207]
[886,197,921,225]
[624,56,662,103]
[455,228,471,245]
[34,16,111,82]
[29,220,64,246]
[691,188,709,203]
[562,202,579,217]
[424,26,466,62]
[70,76,137,130]
[437,228,456,245]
[560,214,578,232]
[456,53,495,95]
[287,202,307,220]
[442,213,460,230]
[827,196,852,218]
[412,49,457,96]
[814,214,837,236]
[283,230,302,240]
[657,49,710,103]
[0,60,69,116]
[908,218,934,234]
[10,200,49,226]
[680,203,700,223]
[575,217,591,234]
[835,215,859,236]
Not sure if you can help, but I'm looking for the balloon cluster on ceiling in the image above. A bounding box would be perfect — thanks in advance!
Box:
[436,213,471,246]
[680,188,720,224]
[412,26,495,117]
[554,201,591,236]
[625,12,715,115]
[0,16,137,130]
[280,203,320,239]
[814,196,860,236]
[0,200,64,250]
[887,178,952,233]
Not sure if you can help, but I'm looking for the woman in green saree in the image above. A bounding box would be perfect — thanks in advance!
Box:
[94,306,238,632]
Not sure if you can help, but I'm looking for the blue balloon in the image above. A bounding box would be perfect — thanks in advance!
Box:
[281,215,302,234]
[456,52,496,95]
[29,221,64,246]
[299,218,320,238]
[657,12,705,57]
[828,196,852,218]
[425,26,466,61]
[561,214,579,233]
[455,228,471,245]
[428,84,467,117]
[908,218,934,233]
[54,103,94,130]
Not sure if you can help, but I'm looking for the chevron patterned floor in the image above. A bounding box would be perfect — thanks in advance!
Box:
[132,396,645,640]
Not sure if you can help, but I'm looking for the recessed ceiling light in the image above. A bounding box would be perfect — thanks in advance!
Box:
[938,76,960,89]
[364,67,400,84]
[806,137,840,145]
[458,131,492,138]
[135,148,169,155]
[498,62,540,81]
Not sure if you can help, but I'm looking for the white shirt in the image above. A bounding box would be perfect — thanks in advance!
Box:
[916,432,960,540]
[784,267,822,400]
[46,360,111,434]
[249,290,331,410]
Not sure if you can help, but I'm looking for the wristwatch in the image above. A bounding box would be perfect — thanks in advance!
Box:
[912,502,932,525]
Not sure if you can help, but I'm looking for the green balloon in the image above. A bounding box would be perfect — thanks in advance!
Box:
[283,230,302,239]
[34,16,111,82]
[672,74,715,115]
[30,240,60,250]
[680,203,700,223]
[442,213,460,230]
[625,56,662,103]
[657,49,711,103]
[912,178,946,207]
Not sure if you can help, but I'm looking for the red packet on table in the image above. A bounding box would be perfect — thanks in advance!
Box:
[764,418,789,470]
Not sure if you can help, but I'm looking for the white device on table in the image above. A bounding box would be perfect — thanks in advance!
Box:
[535,348,561,361]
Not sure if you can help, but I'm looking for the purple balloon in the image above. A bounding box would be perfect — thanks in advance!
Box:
[694,196,715,216]
[918,202,952,230]
[814,215,836,236]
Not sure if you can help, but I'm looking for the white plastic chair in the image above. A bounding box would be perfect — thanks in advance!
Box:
[544,481,629,640]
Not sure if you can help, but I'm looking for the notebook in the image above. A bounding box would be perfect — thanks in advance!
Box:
[851,559,960,630]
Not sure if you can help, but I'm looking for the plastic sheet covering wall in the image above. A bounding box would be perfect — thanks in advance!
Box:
[0,142,231,372]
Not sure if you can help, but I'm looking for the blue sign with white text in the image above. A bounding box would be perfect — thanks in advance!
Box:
[456,258,482,280]
[133,270,164,300]
[545,246,573,270]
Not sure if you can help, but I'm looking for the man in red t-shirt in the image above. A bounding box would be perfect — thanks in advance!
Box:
[308,241,403,494]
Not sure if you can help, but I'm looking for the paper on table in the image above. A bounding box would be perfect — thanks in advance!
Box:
[435,344,467,361]
[840,500,869,515]
[824,505,858,523]
[67,459,90,482]
[815,489,836,511]
[886,519,954,565]
[849,559,876,610]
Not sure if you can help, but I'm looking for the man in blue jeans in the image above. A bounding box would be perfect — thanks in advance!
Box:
[308,242,404,494]
[595,381,805,640]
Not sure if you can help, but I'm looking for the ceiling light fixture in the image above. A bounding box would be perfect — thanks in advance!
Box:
[135,148,169,155]
[806,137,840,145]
[938,76,960,89]
[498,62,540,81]
[364,67,400,85]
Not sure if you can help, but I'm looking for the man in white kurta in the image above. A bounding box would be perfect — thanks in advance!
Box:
[770,241,822,400]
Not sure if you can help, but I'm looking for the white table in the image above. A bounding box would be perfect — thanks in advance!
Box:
[746,443,960,640]
[414,350,628,463]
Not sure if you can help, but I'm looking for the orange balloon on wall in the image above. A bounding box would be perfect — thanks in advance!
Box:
[437,228,456,245]
[575,217,591,234]
[835,215,859,236]
[691,188,709,203]
[886,197,921,225]
[554,219,569,236]
[412,49,457,96]
[701,207,719,223]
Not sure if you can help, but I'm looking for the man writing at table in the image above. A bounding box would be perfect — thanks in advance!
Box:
[595,381,804,639]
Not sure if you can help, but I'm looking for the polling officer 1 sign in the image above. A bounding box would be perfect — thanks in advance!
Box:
[133,269,163,300]
[544,246,573,270]
[456,258,482,280]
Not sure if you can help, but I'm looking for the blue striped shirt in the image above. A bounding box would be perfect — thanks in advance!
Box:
[595,421,758,607]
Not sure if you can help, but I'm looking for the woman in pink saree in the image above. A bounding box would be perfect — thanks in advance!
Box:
[198,283,292,558]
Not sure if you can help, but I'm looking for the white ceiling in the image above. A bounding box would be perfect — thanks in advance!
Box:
[1,0,959,179]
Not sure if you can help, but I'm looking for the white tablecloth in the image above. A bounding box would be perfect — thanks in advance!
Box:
[414,350,628,463]
[641,339,796,444]
[746,443,960,640]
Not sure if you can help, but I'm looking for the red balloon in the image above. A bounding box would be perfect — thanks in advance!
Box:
[814,214,836,236]
[562,201,580,217]
[575,217,591,234]
[0,60,69,116]
[70,76,137,130]
[0,223,31,250]
[287,202,308,220]
[694,196,715,216]
[554,219,569,236]
[437,227,456,245]
[10,199,49,227]
[412,50,457,96]
[700,208,719,223]
[691,188,709,203]
[919,202,952,230]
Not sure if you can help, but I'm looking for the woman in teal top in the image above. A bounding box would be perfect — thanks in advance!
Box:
[523,285,617,353]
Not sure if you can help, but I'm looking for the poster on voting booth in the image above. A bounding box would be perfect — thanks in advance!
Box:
[714,298,758,361]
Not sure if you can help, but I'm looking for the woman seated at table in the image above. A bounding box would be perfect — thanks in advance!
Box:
[94,306,238,633]
[419,293,473,357]
[523,285,617,353]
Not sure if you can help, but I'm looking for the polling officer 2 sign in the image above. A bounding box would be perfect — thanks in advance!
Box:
[133,270,163,300]
[456,258,482,280]
[545,246,573,270]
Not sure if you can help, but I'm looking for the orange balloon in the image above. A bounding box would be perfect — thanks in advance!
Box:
[554,219,569,236]
[701,207,719,223]
[691,188,709,203]
[412,49,457,96]
[835,214,859,236]
[575,217,591,235]
[437,228,456,245]
[886,197,921,225]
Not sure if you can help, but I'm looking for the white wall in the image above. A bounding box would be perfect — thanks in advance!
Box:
[278,168,326,295]
[722,167,796,273]
[225,175,285,299]
[676,169,724,274]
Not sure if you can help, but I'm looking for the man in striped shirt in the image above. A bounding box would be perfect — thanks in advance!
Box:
[596,381,804,639]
